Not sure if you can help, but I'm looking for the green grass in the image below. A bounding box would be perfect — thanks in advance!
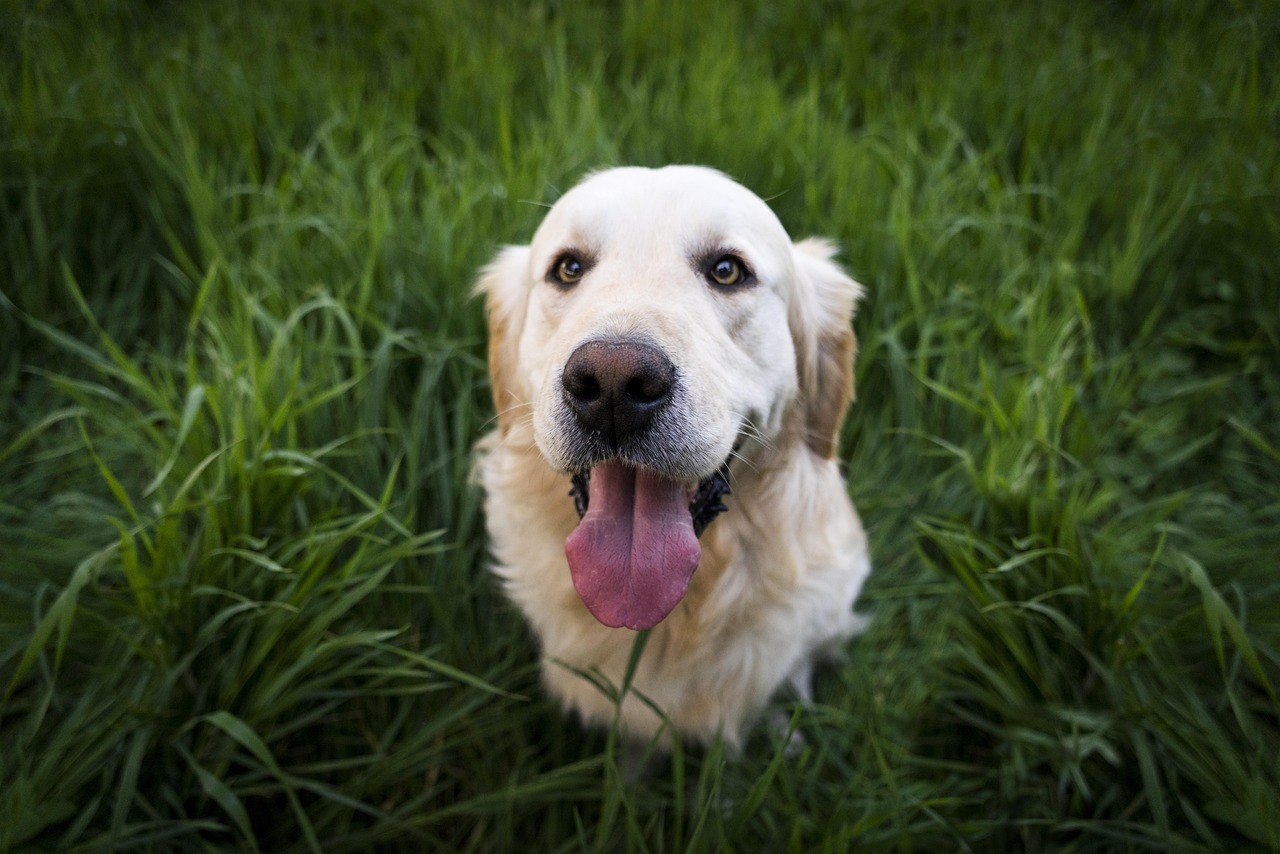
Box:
[2,0,1278,850]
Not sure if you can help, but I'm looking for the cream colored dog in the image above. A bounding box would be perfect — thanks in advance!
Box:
[475,165,870,748]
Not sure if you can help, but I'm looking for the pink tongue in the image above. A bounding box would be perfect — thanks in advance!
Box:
[564,461,701,630]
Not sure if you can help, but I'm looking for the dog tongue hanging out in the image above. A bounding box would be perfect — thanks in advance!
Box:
[474,166,871,748]
[565,461,701,630]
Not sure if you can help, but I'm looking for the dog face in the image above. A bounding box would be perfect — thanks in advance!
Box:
[479,166,862,630]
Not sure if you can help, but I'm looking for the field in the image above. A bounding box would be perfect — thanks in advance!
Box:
[2,0,1278,850]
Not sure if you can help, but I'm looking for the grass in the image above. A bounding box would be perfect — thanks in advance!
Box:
[1,0,1277,849]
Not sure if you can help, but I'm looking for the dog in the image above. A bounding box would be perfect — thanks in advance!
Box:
[474,165,870,749]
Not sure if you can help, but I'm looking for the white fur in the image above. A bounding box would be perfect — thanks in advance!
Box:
[474,165,870,748]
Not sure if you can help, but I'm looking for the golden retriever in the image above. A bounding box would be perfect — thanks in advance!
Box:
[475,165,870,749]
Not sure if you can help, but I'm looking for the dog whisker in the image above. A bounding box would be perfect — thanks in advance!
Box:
[726,448,759,479]
[484,400,535,433]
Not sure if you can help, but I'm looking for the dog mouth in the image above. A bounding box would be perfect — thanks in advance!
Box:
[568,463,731,536]
[564,461,732,631]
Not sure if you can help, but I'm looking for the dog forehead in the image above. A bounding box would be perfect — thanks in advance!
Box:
[532,166,791,257]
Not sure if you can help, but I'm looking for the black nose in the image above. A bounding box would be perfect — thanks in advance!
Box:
[561,338,676,443]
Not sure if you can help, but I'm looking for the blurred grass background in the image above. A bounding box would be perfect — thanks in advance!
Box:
[1,0,1277,850]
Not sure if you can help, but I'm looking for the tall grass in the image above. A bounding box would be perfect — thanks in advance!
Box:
[2,0,1277,850]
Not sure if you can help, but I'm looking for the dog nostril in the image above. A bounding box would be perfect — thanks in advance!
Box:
[564,372,600,403]
[625,376,666,404]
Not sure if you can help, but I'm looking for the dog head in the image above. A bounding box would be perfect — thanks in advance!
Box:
[478,166,863,629]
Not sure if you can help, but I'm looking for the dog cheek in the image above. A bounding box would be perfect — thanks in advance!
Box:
[732,312,799,441]
[526,347,572,468]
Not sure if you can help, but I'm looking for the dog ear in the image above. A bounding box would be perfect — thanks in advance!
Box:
[474,245,532,436]
[788,238,865,459]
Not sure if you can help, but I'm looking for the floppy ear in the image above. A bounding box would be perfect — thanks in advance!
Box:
[474,245,532,436]
[788,238,865,459]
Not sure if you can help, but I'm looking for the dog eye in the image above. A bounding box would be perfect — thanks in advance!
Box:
[708,255,747,287]
[552,254,585,286]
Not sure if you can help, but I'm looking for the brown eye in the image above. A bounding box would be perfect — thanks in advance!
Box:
[553,254,585,285]
[709,255,745,286]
